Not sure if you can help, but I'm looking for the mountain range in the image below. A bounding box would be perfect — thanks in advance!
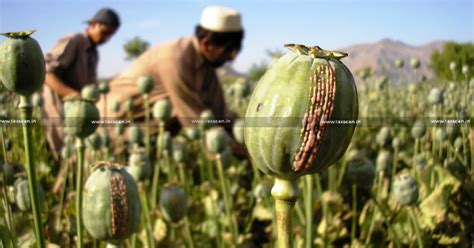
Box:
[220,38,446,84]
[340,38,444,83]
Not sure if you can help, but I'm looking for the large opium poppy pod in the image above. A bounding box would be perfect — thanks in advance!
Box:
[244,44,358,248]
[83,162,141,246]
[0,30,45,96]
[244,44,358,181]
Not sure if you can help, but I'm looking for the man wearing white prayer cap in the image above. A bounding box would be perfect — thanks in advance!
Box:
[97,5,247,156]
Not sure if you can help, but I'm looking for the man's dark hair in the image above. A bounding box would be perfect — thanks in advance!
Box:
[195,25,244,50]
[88,8,121,28]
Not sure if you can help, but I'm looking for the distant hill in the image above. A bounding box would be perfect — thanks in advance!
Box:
[219,38,446,84]
[339,38,444,83]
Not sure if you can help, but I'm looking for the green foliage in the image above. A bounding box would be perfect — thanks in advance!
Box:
[248,62,267,82]
[356,66,374,80]
[430,41,474,80]
[123,36,150,60]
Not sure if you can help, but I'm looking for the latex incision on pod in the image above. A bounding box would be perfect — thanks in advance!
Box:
[109,175,129,238]
[293,64,336,172]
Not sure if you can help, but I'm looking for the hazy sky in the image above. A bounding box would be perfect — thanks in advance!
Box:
[1,0,472,77]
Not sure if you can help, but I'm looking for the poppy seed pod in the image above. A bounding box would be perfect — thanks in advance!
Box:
[172,138,188,163]
[64,134,75,145]
[112,101,120,113]
[137,76,154,94]
[394,58,404,68]
[244,44,358,180]
[86,132,102,151]
[343,156,375,189]
[0,30,45,96]
[205,127,229,155]
[449,61,457,72]
[183,127,200,140]
[127,124,143,145]
[434,128,448,142]
[157,131,172,154]
[462,65,469,75]
[3,163,21,186]
[98,81,109,94]
[0,110,7,119]
[410,58,420,70]
[427,88,444,105]
[392,173,419,206]
[81,85,100,103]
[83,162,141,244]
[115,123,125,136]
[64,98,100,138]
[126,147,152,182]
[413,154,427,170]
[411,120,426,139]
[159,185,188,223]
[232,119,245,144]
[199,109,214,129]
[392,137,401,150]
[100,129,111,148]
[375,150,393,175]
[454,137,463,151]
[13,177,45,212]
[125,99,133,112]
[61,146,73,160]
[152,98,172,122]
[376,127,392,148]
[444,158,467,181]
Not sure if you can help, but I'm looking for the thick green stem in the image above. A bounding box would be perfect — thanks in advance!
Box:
[328,167,336,192]
[58,161,69,229]
[470,128,474,171]
[76,138,85,248]
[151,122,164,209]
[409,208,424,248]
[184,217,195,248]
[144,94,151,156]
[216,154,238,246]
[178,163,187,192]
[295,201,306,226]
[366,173,384,246]
[336,159,348,188]
[392,147,398,183]
[170,224,176,243]
[20,96,45,248]
[271,178,299,248]
[304,175,313,248]
[164,151,174,183]
[370,196,401,248]
[351,185,357,245]
[460,126,469,167]
[130,234,137,248]
[139,186,155,248]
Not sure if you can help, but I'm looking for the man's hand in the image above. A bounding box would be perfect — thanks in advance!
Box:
[45,72,80,98]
